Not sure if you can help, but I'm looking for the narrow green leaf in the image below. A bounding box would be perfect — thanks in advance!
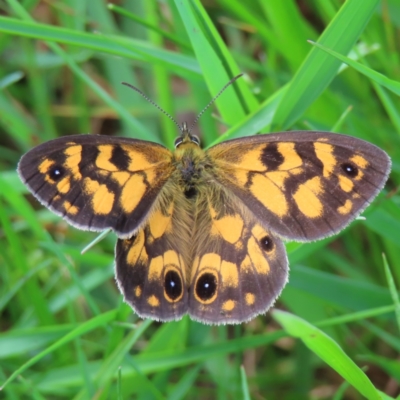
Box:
[166,366,201,400]
[0,16,200,77]
[272,0,380,130]
[80,229,111,255]
[273,310,381,400]
[309,40,400,96]
[240,366,251,400]
[382,254,400,332]
[108,4,191,50]
[175,0,256,126]
[1,310,117,390]
[73,320,153,400]
[0,70,24,89]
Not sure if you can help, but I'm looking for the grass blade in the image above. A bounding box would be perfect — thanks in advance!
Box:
[273,310,381,400]
[272,0,380,130]
[308,40,400,96]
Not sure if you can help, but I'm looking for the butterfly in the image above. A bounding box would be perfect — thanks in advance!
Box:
[18,119,391,324]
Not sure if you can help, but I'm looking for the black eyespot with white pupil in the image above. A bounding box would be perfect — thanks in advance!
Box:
[195,273,217,301]
[49,165,65,181]
[341,162,358,178]
[164,270,182,301]
[260,235,274,252]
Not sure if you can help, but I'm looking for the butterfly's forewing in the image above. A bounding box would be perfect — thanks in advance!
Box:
[115,190,191,321]
[188,186,288,324]
[207,131,391,241]
[18,135,173,238]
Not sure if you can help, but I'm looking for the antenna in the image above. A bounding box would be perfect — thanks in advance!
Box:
[189,73,243,132]
[121,82,182,132]
[122,73,243,133]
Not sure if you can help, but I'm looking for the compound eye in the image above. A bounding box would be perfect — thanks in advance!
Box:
[190,134,200,145]
[174,136,183,148]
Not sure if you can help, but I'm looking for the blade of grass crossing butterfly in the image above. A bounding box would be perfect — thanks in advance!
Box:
[81,229,112,255]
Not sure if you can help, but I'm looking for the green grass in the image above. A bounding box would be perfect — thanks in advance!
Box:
[0,0,399,399]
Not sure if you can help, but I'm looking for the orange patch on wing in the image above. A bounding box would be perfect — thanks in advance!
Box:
[148,255,163,281]
[293,176,324,218]
[147,295,160,307]
[84,178,115,214]
[338,175,354,192]
[238,145,266,171]
[122,147,149,172]
[126,231,148,265]
[265,171,289,190]
[277,142,302,171]
[163,250,180,267]
[314,143,336,177]
[351,154,368,169]
[221,261,239,287]
[92,185,115,215]
[251,174,288,217]
[120,174,147,213]
[96,145,118,171]
[112,171,131,186]
[245,293,255,306]
[149,204,173,239]
[210,211,244,244]
[83,177,99,194]
[64,145,82,180]
[38,158,54,174]
[200,253,221,269]
[56,177,71,194]
[64,201,79,215]
[222,300,235,312]
[338,199,353,215]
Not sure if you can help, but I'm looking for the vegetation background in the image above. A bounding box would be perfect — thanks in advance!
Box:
[0,0,399,399]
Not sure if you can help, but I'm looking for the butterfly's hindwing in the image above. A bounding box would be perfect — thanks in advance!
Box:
[188,186,288,324]
[208,131,391,241]
[115,190,192,321]
[18,135,173,237]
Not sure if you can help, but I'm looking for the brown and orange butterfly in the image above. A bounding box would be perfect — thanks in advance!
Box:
[18,93,391,324]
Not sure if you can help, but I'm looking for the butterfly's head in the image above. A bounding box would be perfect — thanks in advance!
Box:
[174,122,201,149]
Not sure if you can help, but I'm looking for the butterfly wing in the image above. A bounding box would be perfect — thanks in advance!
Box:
[18,135,173,238]
[188,186,288,324]
[207,131,391,241]
[115,189,191,321]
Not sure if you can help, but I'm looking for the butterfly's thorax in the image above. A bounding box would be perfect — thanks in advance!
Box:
[172,142,212,199]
